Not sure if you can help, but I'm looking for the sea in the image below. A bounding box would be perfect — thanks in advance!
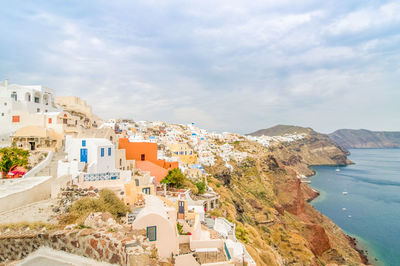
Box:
[310,149,400,266]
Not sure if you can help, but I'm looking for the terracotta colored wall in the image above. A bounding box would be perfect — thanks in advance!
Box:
[118,138,179,171]
[164,161,179,170]
[135,161,168,183]
[118,139,157,163]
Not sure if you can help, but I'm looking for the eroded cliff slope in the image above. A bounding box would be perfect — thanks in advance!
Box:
[205,128,365,265]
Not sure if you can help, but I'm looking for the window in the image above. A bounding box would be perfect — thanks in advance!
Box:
[141,154,145,161]
[37,108,40,113]
[101,148,104,157]
[174,152,178,155]
[82,140,86,147]
[108,147,111,156]
[146,226,157,241]
[135,179,139,186]
[1,113,3,116]
[185,151,187,155]
[48,118,52,124]
[120,158,122,166]
[11,92,17,101]
[12,116,20,123]
[4,102,7,106]
[34,97,40,103]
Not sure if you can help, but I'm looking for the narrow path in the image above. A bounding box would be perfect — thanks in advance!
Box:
[0,198,59,224]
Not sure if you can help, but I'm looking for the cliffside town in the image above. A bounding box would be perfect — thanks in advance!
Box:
[0,80,367,265]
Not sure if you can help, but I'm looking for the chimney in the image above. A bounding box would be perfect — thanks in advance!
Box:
[4,79,8,87]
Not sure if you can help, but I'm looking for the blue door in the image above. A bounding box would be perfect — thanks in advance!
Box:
[142,187,151,195]
[80,148,88,163]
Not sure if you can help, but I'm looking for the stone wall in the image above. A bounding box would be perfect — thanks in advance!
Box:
[0,228,154,265]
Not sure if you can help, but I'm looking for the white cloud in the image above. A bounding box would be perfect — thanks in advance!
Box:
[1,0,399,133]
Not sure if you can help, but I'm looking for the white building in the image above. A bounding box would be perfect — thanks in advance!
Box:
[59,136,132,191]
[0,79,61,145]
[65,136,115,174]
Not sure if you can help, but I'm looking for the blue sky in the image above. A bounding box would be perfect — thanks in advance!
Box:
[0,0,399,133]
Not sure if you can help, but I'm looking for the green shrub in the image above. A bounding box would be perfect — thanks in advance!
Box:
[0,147,29,177]
[160,168,186,188]
[195,181,206,194]
[60,189,130,225]
[177,222,183,235]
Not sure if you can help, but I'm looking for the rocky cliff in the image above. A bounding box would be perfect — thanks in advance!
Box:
[249,125,352,176]
[205,127,366,265]
[329,129,400,148]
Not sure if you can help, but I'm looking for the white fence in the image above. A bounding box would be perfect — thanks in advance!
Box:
[83,171,120,181]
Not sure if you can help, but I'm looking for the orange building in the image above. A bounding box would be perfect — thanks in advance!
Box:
[118,138,178,183]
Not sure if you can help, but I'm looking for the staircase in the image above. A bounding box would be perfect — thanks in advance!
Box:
[36,150,67,178]
[203,217,215,229]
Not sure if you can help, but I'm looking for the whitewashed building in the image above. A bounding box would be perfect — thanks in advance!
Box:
[0,79,61,145]
[59,136,131,190]
[65,136,115,174]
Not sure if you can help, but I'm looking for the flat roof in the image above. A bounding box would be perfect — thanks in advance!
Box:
[17,246,114,266]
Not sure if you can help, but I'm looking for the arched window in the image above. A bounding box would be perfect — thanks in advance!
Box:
[11,92,17,101]
[25,92,31,102]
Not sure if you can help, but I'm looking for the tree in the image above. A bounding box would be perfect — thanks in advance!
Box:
[160,168,186,188]
[0,147,29,178]
[195,181,206,194]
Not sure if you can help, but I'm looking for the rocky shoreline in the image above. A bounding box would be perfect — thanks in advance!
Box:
[307,168,371,265]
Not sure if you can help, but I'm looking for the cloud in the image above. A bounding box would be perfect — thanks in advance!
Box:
[0,0,399,133]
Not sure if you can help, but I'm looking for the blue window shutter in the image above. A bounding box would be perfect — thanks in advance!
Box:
[108,147,111,156]
[101,148,104,157]
[82,140,86,147]
[147,226,157,241]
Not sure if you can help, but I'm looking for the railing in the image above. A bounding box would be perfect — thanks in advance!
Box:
[24,151,54,178]
[83,171,120,182]
[224,242,231,260]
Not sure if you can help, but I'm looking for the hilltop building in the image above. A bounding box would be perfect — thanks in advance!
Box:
[168,143,198,165]
[0,79,61,146]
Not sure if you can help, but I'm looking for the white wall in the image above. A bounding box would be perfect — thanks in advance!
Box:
[65,136,115,174]
[0,176,52,213]
[132,213,179,258]
[0,82,61,138]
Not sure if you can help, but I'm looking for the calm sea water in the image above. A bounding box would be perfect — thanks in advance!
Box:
[310,149,400,266]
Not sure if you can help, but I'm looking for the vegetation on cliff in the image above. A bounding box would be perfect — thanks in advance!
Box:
[205,137,366,265]
[60,189,130,225]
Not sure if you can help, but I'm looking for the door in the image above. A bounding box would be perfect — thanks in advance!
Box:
[142,187,150,195]
[178,201,185,219]
[80,148,88,163]
[29,142,35,151]
[141,154,145,161]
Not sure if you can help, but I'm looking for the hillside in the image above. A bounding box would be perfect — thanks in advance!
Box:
[249,125,314,136]
[329,129,400,148]
[248,125,351,175]
[205,137,366,265]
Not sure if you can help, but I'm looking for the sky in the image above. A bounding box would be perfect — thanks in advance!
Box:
[0,0,399,134]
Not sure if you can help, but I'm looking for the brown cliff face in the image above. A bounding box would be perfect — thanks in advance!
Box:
[205,138,366,266]
[304,224,331,256]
